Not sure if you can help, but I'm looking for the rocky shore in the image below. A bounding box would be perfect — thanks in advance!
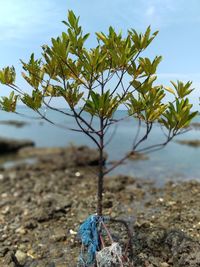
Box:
[0,145,200,266]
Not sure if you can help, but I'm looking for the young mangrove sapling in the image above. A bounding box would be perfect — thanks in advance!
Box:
[0,10,197,265]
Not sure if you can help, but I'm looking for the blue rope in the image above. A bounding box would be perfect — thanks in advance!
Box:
[78,215,101,265]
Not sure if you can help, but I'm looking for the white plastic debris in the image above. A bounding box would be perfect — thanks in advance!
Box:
[75,171,81,177]
[96,242,123,267]
[70,229,77,235]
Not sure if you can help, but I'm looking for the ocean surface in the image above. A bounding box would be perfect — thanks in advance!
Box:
[0,107,200,185]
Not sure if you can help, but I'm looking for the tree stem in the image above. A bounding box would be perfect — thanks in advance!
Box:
[97,117,104,216]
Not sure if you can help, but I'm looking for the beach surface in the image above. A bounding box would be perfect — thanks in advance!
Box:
[0,145,200,266]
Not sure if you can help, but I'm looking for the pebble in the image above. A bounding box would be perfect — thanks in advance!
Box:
[69,229,77,235]
[160,263,169,267]
[50,228,66,242]
[15,250,27,265]
[1,206,10,215]
[75,171,81,177]
[15,226,27,235]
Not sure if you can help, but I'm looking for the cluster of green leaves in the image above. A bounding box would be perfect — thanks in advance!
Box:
[0,10,197,134]
[0,91,18,112]
[84,90,119,118]
[126,85,168,122]
[126,78,197,131]
[0,66,15,85]
[159,82,198,130]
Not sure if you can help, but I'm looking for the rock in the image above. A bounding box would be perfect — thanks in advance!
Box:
[133,227,200,267]
[18,147,64,158]
[44,193,72,211]
[32,194,71,222]
[15,226,27,235]
[128,151,149,161]
[32,207,53,222]
[18,145,107,168]
[0,137,34,154]
[15,250,27,265]
[0,120,29,128]
[190,122,200,130]
[64,145,107,166]
[23,220,37,230]
[49,228,66,242]
[105,175,135,192]
[1,206,10,215]
[176,139,200,148]
[160,263,169,267]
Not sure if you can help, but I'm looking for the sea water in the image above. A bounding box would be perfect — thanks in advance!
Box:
[0,106,200,185]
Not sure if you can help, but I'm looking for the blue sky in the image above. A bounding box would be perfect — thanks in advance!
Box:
[0,0,199,108]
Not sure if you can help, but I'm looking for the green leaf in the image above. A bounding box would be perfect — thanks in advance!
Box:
[0,91,18,112]
[0,66,16,85]
[165,86,176,95]
[21,91,42,110]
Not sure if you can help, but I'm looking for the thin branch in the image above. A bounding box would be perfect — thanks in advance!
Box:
[58,63,100,135]
[78,66,94,116]
[104,121,156,175]
[34,109,85,132]
[116,71,126,93]
[42,99,74,117]
[71,108,101,149]
[14,111,42,120]
[7,84,25,96]
[132,122,152,150]
[60,58,89,89]
[136,134,174,154]
[104,151,131,175]
[132,118,141,148]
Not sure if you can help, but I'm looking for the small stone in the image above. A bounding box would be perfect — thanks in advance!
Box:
[50,228,66,242]
[27,249,37,259]
[15,250,27,265]
[0,234,8,241]
[1,193,8,198]
[75,171,81,177]
[69,229,77,235]
[160,263,169,267]
[15,227,27,235]
[1,206,10,214]
[167,201,176,206]
[24,220,37,229]
[9,172,17,180]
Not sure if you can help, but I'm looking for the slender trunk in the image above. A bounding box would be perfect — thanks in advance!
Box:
[97,117,104,216]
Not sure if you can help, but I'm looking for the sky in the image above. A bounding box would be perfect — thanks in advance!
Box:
[0,0,199,108]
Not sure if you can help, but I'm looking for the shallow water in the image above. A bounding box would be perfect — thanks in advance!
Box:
[0,107,200,184]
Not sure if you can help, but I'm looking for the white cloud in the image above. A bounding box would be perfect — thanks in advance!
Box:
[145,6,156,17]
[0,0,62,41]
[141,0,200,28]
[141,0,175,27]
